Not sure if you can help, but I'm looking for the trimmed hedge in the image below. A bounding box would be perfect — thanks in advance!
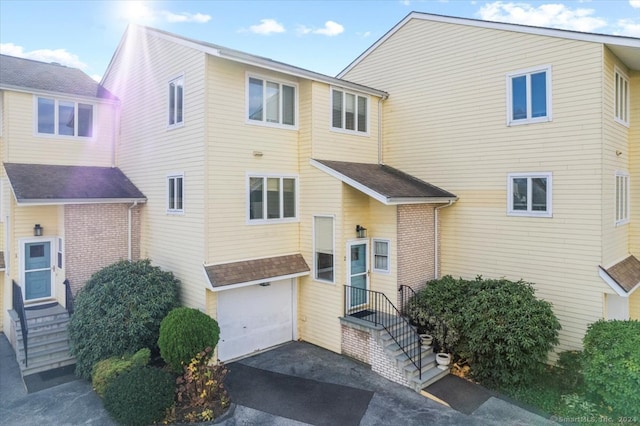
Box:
[583,319,640,417]
[68,259,180,379]
[158,307,220,372]
[409,276,561,387]
[91,348,150,398]
[103,366,175,426]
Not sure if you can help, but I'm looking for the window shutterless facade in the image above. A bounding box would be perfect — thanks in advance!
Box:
[247,75,297,128]
[506,65,552,126]
[507,172,552,217]
[314,216,334,283]
[248,175,297,222]
[614,67,629,127]
[615,172,630,225]
[331,88,368,133]
[35,96,95,137]
[372,239,390,273]
[168,75,184,127]
[167,173,184,213]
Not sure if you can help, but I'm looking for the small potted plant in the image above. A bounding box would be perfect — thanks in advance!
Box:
[420,334,433,347]
[436,352,451,370]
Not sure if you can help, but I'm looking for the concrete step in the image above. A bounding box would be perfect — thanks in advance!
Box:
[20,353,76,376]
[412,365,450,391]
[16,324,70,346]
[16,334,71,358]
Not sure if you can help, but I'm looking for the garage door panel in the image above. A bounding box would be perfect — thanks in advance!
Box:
[217,279,293,361]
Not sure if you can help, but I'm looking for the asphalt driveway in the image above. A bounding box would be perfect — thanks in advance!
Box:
[0,334,555,425]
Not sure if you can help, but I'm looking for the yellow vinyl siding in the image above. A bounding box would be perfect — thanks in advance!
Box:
[343,18,612,351]
[102,29,208,311]
[2,91,115,167]
[630,290,640,320]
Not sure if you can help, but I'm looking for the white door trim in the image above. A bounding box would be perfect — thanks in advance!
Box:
[19,237,56,304]
[346,239,369,310]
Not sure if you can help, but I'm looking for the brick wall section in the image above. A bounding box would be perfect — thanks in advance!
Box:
[341,324,370,364]
[64,203,142,294]
[397,204,436,307]
[370,333,410,387]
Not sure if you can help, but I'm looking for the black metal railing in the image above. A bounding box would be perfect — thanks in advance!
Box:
[399,284,449,353]
[344,285,423,379]
[63,279,74,316]
[12,281,29,367]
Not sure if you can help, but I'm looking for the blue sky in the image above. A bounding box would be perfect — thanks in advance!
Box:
[1,1,638,81]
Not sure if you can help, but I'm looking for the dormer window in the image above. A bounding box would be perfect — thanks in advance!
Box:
[36,96,94,138]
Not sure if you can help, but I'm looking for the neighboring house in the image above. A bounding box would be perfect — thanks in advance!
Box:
[338,13,640,353]
[101,24,456,388]
[0,54,146,374]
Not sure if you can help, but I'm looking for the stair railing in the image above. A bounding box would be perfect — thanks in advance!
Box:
[63,279,74,316]
[12,281,29,367]
[344,285,423,379]
[399,284,449,353]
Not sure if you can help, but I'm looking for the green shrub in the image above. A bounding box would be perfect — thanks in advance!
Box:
[556,350,584,390]
[409,276,561,388]
[583,319,640,417]
[91,348,150,397]
[103,366,175,426]
[68,259,180,379]
[159,307,220,372]
[171,347,230,423]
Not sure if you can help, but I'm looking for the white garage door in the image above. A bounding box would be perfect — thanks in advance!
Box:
[217,279,294,362]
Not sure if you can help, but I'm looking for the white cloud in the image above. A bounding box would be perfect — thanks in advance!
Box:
[160,11,211,23]
[357,31,372,38]
[249,19,286,35]
[297,21,345,36]
[0,43,87,69]
[630,1,640,8]
[615,18,640,36]
[478,2,607,32]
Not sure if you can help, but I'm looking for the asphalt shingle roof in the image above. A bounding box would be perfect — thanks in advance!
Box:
[603,255,640,294]
[0,54,115,99]
[4,163,145,203]
[313,159,456,201]
[205,254,310,288]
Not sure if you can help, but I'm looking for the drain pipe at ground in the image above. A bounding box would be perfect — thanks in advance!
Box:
[434,200,455,279]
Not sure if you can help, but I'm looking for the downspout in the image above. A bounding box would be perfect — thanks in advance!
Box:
[378,94,388,164]
[128,201,138,261]
[434,200,455,279]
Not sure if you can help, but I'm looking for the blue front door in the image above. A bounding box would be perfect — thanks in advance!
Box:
[24,241,52,300]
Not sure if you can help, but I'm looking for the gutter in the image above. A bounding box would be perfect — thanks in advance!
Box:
[434,200,456,279]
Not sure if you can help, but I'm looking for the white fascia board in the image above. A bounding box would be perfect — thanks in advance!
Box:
[598,267,639,298]
[204,270,309,292]
[15,198,147,206]
[386,197,458,205]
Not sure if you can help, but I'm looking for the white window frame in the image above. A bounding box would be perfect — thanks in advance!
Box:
[330,87,369,135]
[168,74,185,129]
[372,238,391,274]
[506,65,552,126]
[57,237,64,269]
[614,67,630,127]
[615,171,630,226]
[167,173,185,214]
[313,215,335,284]
[246,73,298,129]
[34,95,96,139]
[246,174,298,224]
[507,172,553,217]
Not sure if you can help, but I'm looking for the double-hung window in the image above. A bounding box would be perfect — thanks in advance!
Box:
[614,67,629,126]
[36,97,94,137]
[314,216,334,282]
[507,65,552,125]
[615,172,630,225]
[168,75,184,127]
[167,173,184,213]
[248,175,297,222]
[248,76,296,127]
[331,88,368,133]
[507,172,552,217]
[372,239,390,273]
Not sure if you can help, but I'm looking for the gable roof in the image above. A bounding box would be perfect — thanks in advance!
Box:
[4,163,145,205]
[103,25,387,99]
[204,254,310,292]
[339,12,640,77]
[0,54,115,100]
[599,255,640,297]
[311,159,456,205]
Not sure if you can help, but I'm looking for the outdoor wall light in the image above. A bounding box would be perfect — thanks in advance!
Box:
[356,224,367,238]
[34,224,43,236]
[259,282,271,287]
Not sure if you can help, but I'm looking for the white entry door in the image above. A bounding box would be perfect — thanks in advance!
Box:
[217,279,294,362]
[22,239,55,302]
[347,240,369,309]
